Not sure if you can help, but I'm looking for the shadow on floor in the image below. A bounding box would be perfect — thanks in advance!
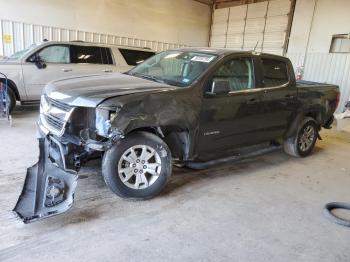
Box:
[9,104,40,123]
[82,148,294,199]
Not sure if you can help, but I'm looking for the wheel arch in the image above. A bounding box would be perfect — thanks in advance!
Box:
[304,110,323,126]
[284,110,321,139]
[125,125,191,161]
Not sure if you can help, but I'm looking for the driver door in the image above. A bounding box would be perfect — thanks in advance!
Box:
[196,56,266,159]
[22,44,75,100]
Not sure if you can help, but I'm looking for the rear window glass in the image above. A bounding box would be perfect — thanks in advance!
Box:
[71,45,104,64]
[261,59,289,87]
[119,48,155,66]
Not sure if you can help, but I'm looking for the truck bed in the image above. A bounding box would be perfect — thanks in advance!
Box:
[296,80,336,88]
[296,80,339,123]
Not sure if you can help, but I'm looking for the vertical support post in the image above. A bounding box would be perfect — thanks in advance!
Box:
[302,0,318,73]
[208,2,215,47]
[242,4,248,50]
[283,0,296,56]
[224,8,231,48]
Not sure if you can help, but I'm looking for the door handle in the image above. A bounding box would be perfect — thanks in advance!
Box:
[247,98,258,104]
[102,69,113,73]
[62,68,72,72]
[285,94,295,99]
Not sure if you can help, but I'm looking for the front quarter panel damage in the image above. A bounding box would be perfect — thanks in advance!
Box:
[99,88,202,159]
[13,138,78,223]
[101,88,201,135]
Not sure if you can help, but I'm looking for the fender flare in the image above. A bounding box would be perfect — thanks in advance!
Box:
[125,124,192,161]
[284,113,304,139]
[284,110,323,139]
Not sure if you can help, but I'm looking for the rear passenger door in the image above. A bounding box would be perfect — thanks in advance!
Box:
[258,57,298,140]
[69,45,115,75]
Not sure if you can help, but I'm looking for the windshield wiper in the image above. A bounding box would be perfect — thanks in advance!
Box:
[132,73,166,84]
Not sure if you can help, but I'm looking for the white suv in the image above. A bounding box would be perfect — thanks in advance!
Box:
[0,41,155,111]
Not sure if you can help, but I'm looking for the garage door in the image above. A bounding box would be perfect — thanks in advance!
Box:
[210,0,291,55]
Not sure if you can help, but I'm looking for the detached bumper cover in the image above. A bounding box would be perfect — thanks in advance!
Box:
[13,138,78,223]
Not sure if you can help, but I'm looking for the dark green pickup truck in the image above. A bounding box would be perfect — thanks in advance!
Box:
[14,48,339,223]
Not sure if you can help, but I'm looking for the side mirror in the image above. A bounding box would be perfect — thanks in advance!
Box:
[30,54,47,69]
[206,79,230,96]
[35,58,47,69]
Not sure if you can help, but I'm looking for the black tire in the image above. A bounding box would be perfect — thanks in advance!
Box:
[283,117,318,157]
[323,202,350,227]
[4,88,16,113]
[102,131,172,199]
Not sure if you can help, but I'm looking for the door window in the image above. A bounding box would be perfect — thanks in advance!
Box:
[119,48,155,66]
[211,58,254,92]
[37,45,70,63]
[261,59,289,87]
[70,45,104,64]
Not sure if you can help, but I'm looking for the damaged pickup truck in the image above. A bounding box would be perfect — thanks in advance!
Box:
[14,48,339,223]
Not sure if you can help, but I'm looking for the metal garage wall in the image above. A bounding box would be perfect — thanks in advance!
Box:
[210,0,291,55]
[0,19,187,57]
[288,52,350,112]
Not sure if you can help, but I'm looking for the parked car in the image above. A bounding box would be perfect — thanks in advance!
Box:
[0,41,155,111]
[14,48,339,223]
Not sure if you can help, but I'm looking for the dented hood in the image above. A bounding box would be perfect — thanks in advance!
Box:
[44,73,175,107]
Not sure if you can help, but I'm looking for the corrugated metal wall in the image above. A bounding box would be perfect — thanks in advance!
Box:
[0,19,187,56]
[288,52,350,112]
[210,0,291,55]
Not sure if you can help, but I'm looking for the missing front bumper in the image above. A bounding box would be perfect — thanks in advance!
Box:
[13,138,79,223]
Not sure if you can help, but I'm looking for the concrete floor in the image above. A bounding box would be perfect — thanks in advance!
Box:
[0,105,350,262]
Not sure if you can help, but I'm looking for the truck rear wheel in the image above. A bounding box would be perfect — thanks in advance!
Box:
[102,131,172,199]
[283,117,318,157]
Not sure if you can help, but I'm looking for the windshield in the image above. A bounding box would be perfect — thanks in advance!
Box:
[128,50,218,87]
[8,44,37,60]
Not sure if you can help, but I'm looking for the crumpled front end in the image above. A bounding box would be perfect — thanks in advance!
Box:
[13,93,122,223]
[13,138,78,223]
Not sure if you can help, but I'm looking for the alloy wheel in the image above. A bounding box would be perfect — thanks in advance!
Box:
[298,124,316,152]
[118,145,162,190]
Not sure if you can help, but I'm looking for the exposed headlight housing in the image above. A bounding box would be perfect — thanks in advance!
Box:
[95,106,121,138]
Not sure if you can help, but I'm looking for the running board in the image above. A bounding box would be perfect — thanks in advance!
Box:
[21,100,40,105]
[186,143,282,170]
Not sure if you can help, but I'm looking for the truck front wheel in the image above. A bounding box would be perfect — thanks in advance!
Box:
[3,88,16,113]
[283,117,318,157]
[102,131,172,199]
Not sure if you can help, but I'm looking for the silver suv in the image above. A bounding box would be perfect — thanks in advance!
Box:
[0,41,155,111]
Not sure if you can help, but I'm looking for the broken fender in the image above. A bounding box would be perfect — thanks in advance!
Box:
[13,138,78,223]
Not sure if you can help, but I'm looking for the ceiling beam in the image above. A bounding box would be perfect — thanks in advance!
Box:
[193,0,214,6]
[215,0,266,9]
